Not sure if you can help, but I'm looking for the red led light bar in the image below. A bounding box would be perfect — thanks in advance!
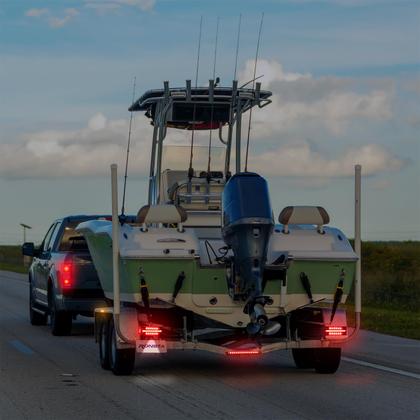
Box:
[141,326,162,337]
[226,349,261,356]
[325,326,347,337]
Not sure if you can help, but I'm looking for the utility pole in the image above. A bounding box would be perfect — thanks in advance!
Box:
[20,223,32,244]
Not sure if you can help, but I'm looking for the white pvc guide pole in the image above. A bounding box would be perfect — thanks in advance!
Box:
[111,163,120,317]
[354,165,362,317]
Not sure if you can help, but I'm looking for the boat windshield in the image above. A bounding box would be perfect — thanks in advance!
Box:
[161,145,226,173]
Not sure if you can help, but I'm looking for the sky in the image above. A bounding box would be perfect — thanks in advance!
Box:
[0,0,419,244]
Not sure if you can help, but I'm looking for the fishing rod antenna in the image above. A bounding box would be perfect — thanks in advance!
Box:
[121,76,137,218]
[206,16,220,183]
[224,14,242,181]
[244,12,264,172]
[233,14,242,82]
[188,16,203,182]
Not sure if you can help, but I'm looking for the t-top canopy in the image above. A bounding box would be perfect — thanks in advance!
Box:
[128,83,272,130]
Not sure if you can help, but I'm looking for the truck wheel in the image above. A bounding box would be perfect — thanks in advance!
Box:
[292,348,315,369]
[49,288,72,336]
[99,319,111,370]
[109,318,135,376]
[29,283,47,326]
[314,348,341,374]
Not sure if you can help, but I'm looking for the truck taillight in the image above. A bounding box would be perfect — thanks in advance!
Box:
[60,262,73,288]
[139,326,162,337]
[325,326,347,337]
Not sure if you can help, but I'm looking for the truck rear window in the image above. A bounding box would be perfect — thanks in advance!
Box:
[58,222,89,252]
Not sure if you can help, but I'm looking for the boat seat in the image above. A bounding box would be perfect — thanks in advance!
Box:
[137,204,187,231]
[279,206,330,234]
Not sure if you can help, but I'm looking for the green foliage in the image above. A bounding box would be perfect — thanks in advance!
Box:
[347,304,420,340]
[348,241,420,312]
[0,245,27,273]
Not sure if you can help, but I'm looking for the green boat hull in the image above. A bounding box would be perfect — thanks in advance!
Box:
[87,233,354,304]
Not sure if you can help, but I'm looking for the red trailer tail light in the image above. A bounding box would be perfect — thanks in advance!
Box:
[226,349,261,356]
[325,326,347,337]
[139,326,162,337]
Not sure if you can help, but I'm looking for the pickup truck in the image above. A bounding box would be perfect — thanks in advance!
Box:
[22,215,110,336]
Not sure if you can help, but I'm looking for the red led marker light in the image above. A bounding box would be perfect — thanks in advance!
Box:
[226,349,261,356]
[325,326,347,337]
[142,326,162,337]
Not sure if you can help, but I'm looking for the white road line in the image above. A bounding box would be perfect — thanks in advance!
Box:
[342,356,420,380]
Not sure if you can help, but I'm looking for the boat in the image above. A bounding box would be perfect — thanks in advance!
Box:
[76,79,361,375]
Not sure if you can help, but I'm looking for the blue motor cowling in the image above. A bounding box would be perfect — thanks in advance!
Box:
[222,173,275,334]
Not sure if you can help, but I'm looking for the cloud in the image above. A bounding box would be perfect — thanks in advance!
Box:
[0,60,403,180]
[285,0,411,5]
[0,113,404,180]
[370,178,392,190]
[250,142,404,178]
[48,8,79,28]
[402,78,420,96]
[240,59,393,136]
[240,59,310,84]
[25,7,79,28]
[85,0,155,13]
[25,8,49,17]
[0,113,190,179]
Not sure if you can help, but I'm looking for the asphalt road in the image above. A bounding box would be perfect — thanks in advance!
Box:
[1,270,419,420]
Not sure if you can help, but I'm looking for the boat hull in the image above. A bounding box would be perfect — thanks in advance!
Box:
[78,221,356,327]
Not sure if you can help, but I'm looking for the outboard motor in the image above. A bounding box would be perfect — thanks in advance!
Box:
[222,173,277,335]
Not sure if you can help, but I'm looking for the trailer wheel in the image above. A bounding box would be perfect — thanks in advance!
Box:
[109,318,135,376]
[292,348,315,369]
[314,348,341,374]
[29,282,48,326]
[99,319,111,370]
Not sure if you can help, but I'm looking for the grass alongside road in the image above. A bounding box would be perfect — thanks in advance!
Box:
[346,241,420,339]
[361,306,420,339]
[1,242,419,339]
[0,245,27,274]
[346,304,420,340]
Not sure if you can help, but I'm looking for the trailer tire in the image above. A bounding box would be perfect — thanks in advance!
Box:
[292,348,315,369]
[109,318,135,376]
[29,282,48,326]
[314,348,341,374]
[99,319,111,370]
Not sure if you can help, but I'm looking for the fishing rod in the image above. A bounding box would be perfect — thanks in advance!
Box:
[206,16,220,183]
[224,14,242,180]
[233,14,242,82]
[121,76,136,217]
[240,74,264,89]
[188,16,203,182]
[244,12,264,172]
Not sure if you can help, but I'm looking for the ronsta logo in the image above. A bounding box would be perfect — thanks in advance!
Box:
[139,343,164,350]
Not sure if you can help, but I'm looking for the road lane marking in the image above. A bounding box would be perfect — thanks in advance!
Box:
[342,356,420,380]
[9,340,34,355]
